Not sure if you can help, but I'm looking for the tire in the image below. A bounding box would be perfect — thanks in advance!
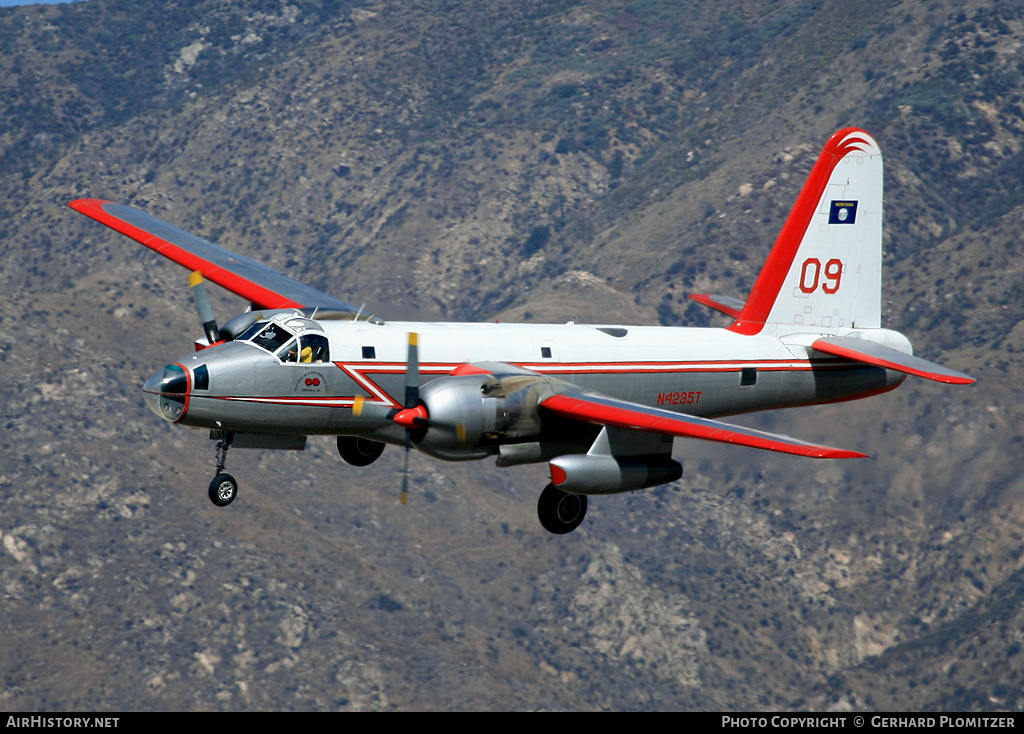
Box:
[537,483,588,534]
[208,473,238,507]
[337,436,386,466]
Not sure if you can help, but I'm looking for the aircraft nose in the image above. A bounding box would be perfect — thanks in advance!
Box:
[143,363,190,422]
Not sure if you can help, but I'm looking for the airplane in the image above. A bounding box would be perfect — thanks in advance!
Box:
[70,127,974,534]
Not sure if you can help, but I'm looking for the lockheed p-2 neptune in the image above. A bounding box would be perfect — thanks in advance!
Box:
[71,128,974,534]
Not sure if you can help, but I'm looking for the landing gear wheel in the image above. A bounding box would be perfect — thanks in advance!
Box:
[337,436,386,466]
[537,483,588,535]
[208,473,238,507]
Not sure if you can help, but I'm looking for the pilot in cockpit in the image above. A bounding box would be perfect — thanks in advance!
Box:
[244,316,330,364]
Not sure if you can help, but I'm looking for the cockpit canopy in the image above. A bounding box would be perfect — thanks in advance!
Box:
[237,315,330,364]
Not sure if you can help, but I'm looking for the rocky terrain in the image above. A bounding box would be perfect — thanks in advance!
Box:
[1,0,1024,711]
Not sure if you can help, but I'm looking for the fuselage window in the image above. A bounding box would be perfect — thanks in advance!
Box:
[362,346,376,359]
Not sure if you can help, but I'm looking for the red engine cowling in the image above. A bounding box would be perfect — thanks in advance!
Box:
[549,453,683,495]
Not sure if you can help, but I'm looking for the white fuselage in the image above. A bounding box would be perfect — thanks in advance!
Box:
[158,316,905,449]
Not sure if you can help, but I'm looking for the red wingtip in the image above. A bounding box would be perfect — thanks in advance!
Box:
[69,198,111,215]
[816,448,870,460]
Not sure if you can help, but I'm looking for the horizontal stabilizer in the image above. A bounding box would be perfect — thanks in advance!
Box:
[541,392,866,459]
[812,336,975,385]
[689,293,745,319]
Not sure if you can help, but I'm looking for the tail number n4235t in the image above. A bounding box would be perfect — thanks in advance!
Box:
[657,391,703,406]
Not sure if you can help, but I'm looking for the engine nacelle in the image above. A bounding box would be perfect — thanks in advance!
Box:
[413,373,549,460]
[549,453,683,495]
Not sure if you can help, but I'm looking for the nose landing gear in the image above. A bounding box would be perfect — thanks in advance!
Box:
[209,473,238,506]
[208,431,237,506]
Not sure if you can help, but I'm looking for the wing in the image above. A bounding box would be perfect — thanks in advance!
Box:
[812,336,975,385]
[540,391,866,459]
[70,199,359,313]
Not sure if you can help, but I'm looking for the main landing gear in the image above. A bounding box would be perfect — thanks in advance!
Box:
[208,431,238,507]
[337,435,386,466]
[537,483,588,535]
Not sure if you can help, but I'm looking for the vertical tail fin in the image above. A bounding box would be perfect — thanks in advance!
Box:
[730,128,883,335]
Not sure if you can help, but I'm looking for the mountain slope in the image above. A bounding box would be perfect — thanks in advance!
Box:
[1,0,1022,711]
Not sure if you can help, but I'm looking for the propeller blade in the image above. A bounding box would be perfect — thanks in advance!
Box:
[351,395,394,421]
[399,332,420,504]
[405,332,420,409]
[189,271,221,344]
[400,433,410,505]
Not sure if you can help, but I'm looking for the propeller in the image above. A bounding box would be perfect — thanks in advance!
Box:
[189,270,221,345]
[387,333,472,502]
[392,332,426,505]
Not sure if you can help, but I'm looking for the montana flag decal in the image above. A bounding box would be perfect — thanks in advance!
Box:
[828,200,858,224]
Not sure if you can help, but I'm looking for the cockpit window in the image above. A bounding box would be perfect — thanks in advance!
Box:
[237,321,267,342]
[276,337,300,363]
[243,318,330,364]
[302,334,330,363]
[250,322,293,353]
[193,364,210,390]
[273,334,330,364]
